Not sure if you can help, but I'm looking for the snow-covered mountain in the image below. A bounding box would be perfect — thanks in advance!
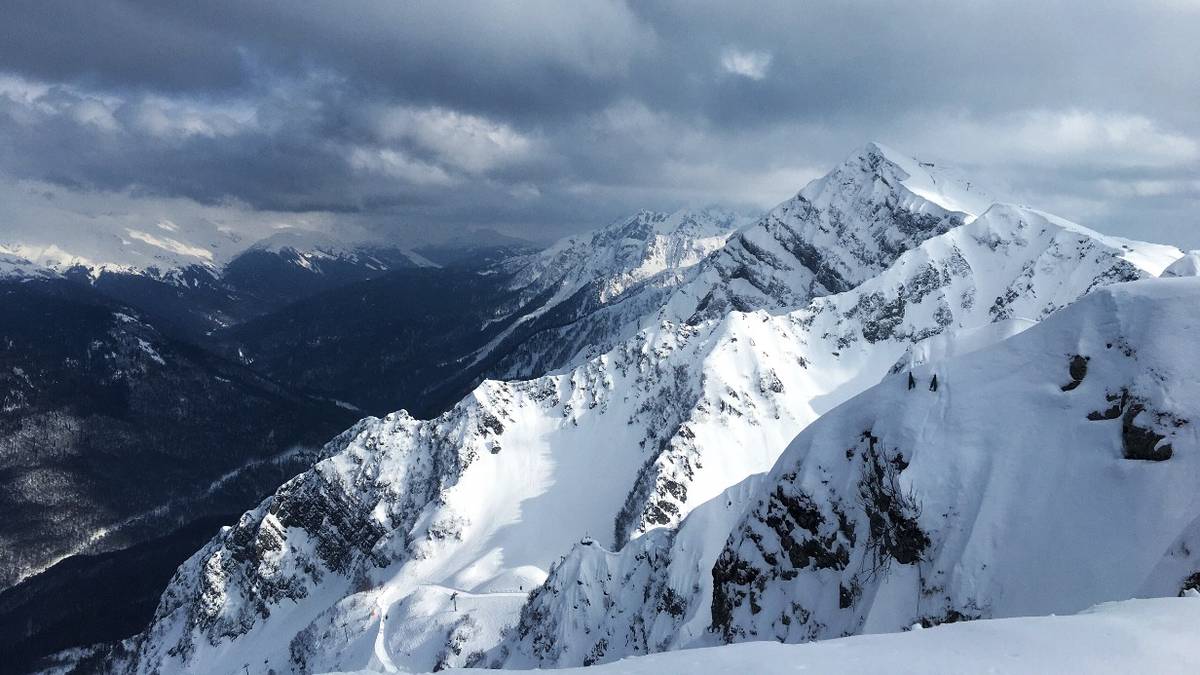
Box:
[218,207,749,417]
[0,220,444,342]
[711,278,1200,642]
[0,217,240,282]
[233,230,438,276]
[500,206,744,305]
[0,250,57,281]
[0,217,434,283]
[215,232,436,319]
[464,207,746,376]
[495,277,1200,669]
[482,143,1000,380]
[107,144,1186,674]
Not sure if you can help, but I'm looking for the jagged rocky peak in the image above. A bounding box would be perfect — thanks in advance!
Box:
[600,206,745,242]
[684,144,998,324]
[482,145,1003,382]
[501,205,746,305]
[471,205,748,379]
[802,141,995,218]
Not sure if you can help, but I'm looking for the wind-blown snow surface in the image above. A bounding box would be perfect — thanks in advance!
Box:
[118,179,1180,672]
[329,598,1200,675]
[1162,250,1200,278]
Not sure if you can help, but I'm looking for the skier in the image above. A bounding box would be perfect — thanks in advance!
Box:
[907,372,916,390]
[929,374,939,392]
[450,591,458,611]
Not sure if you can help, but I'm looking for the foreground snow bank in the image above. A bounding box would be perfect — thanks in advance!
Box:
[329,597,1200,675]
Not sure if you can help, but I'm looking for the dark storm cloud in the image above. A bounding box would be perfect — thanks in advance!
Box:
[0,1,1196,245]
[0,1,249,92]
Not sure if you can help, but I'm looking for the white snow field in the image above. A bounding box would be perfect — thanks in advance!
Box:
[329,597,1200,675]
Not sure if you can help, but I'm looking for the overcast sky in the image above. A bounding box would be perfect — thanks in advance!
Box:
[0,1,1196,247]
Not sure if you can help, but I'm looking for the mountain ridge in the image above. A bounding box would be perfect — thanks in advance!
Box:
[102,145,1185,674]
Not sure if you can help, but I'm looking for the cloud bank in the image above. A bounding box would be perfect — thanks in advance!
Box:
[0,1,1196,246]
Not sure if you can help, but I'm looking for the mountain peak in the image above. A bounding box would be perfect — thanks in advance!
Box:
[802,142,997,220]
[241,230,439,270]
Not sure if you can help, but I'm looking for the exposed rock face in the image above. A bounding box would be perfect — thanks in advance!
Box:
[125,404,495,670]
[499,206,745,307]
[1061,354,1089,391]
[686,143,977,324]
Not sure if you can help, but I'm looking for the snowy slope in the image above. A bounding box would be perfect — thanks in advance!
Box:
[0,218,255,281]
[491,278,1200,669]
[708,277,1200,644]
[487,278,1200,667]
[116,193,1178,673]
[487,212,1183,668]
[325,598,1200,675]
